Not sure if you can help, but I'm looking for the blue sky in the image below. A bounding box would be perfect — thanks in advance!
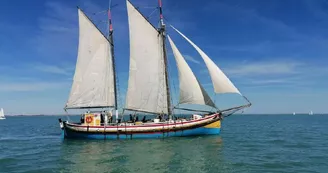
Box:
[1,0,328,115]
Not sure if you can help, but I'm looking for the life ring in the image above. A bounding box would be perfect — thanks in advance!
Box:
[86,116,93,124]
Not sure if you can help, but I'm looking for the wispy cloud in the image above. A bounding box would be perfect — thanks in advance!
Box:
[199,59,328,90]
[239,76,310,88]
[207,1,305,40]
[32,64,73,75]
[224,61,302,77]
[248,79,293,85]
[215,41,272,53]
[183,54,200,64]
[0,81,69,92]
[303,0,328,21]
[190,0,328,57]
[0,63,74,76]
[31,1,79,61]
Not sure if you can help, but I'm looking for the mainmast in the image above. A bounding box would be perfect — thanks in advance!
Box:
[108,1,118,113]
[158,0,172,117]
[108,0,118,122]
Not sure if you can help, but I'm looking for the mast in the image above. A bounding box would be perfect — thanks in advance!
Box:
[108,0,119,122]
[108,1,118,111]
[158,0,172,117]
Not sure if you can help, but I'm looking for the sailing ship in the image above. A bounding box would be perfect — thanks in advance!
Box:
[58,0,251,139]
[0,108,5,120]
[309,111,313,115]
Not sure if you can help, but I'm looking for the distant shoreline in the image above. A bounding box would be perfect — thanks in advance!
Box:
[5,114,78,117]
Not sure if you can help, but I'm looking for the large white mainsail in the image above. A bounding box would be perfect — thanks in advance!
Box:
[171,26,241,95]
[65,9,115,109]
[168,36,216,108]
[125,0,168,114]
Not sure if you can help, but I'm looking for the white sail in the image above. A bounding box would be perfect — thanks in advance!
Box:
[171,26,241,95]
[65,9,115,109]
[168,36,216,108]
[0,108,5,119]
[125,1,168,114]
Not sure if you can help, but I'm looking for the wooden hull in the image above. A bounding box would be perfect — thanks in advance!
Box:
[59,113,221,139]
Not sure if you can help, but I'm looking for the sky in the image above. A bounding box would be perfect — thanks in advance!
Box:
[1,0,328,115]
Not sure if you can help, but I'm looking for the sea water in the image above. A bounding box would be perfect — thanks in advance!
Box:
[1,114,328,173]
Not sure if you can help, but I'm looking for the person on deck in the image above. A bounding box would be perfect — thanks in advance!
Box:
[129,114,133,122]
[133,114,136,123]
[108,112,112,124]
[80,114,84,124]
[100,113,104,124]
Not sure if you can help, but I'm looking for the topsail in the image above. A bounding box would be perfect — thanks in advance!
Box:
[65,9,115,109]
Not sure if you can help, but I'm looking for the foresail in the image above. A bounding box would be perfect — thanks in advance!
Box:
[65,9,115,109]
[125,0,168,114]
[168,36,216,108]
[171,26,241,95]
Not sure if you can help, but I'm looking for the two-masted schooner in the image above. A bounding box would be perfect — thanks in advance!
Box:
[58,0,251,139]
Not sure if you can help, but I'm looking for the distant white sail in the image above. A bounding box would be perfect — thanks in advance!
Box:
[171,26,241,95]
[125,0,168,114]
[168,35,216,108]
[0,108,5,119]
[65,9,115,109]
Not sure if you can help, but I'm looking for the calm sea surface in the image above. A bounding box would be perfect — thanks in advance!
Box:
[1,115,328,173]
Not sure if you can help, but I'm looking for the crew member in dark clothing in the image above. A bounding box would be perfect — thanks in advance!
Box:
[129,114,133,122]
[142,116,146,123]
[80,115,84,124]
[100,113,104,124]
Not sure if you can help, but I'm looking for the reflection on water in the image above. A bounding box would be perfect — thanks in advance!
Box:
[58,136,225,173]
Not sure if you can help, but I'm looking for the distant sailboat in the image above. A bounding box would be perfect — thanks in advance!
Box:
[0,108,5,120]
[309,111,313,115]
[58,0,251,139]
[293,112,296,115]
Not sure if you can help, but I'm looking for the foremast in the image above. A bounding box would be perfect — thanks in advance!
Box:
[158,0,172,117]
